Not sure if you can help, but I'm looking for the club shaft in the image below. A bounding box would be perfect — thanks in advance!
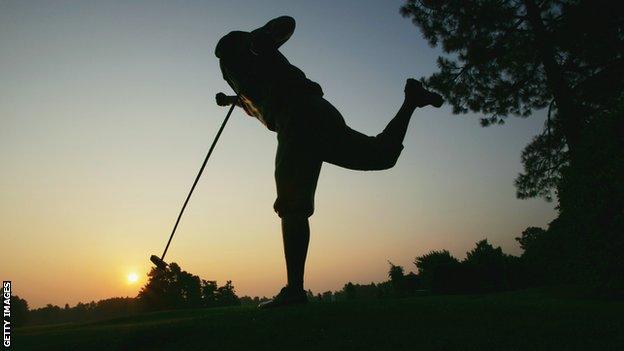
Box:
[160,101,237,260]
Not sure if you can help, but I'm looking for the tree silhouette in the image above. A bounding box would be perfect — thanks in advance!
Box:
[387,262,421,296]
[335,282,385,300]
[320,291,333,302]
[215,281,240,306]
[515,226,556,284]
[344,282,356,299]
[10,295,29,327]
[400,0,624,200]
[464,239,509,292]
[201,280,219,306]
[388,262,406,295]
[415,250,462,293]
[138,262,239,310]
[516,226,547,252]
[138,264,179,310]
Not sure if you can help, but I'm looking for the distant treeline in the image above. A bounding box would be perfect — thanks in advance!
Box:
[11,220,618,327]
[12,262,241,327]
[20,297,140,326]
[310,237,536,302]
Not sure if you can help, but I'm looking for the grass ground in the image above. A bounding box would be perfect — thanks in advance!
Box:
[14,288,624,350]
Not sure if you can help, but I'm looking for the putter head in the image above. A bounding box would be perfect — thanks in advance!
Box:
[150,255,168,270]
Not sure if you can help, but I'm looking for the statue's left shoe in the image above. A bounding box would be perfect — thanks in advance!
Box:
[258,286,308,309]
[404,78,444,108]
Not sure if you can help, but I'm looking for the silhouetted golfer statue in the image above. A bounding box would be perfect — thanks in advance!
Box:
[215,16,442,308]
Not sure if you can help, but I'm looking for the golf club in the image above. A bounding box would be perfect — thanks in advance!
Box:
[150,97,238,270]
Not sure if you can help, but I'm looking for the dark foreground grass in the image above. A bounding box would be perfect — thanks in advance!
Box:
[14,289,624,350]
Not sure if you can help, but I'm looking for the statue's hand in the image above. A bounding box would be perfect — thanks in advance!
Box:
[216,92,234,106]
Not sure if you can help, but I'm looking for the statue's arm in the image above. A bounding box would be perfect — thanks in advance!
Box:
[250,16,296,55]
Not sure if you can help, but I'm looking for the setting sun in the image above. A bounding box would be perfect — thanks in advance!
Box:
[127,273,139,284]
